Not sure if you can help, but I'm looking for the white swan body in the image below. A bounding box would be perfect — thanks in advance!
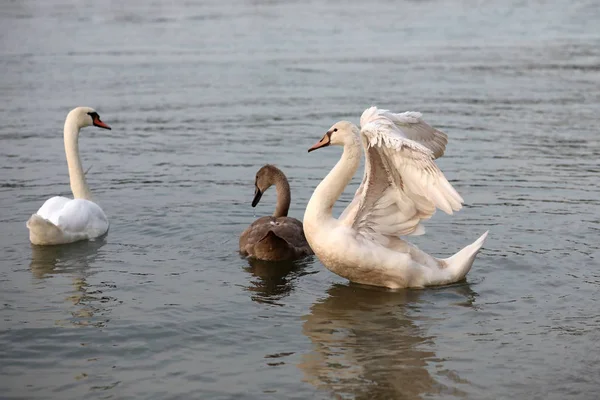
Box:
[304,106,488,289]
[27,107,111,246]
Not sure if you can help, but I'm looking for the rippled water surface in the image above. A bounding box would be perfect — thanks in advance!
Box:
[1,1,600,399]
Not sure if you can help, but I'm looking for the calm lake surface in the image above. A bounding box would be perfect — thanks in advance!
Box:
[1,0,599,399]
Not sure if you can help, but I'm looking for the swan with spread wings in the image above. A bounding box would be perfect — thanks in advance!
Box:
[303,106,488,289]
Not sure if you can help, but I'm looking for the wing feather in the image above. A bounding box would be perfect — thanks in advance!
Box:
[340,106,463,245]
[57,199,108,235]
[360,106,449,158]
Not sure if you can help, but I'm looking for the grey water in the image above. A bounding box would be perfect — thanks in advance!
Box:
[1,0,599,399]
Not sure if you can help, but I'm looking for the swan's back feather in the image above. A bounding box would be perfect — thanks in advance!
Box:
[28,196,109,244]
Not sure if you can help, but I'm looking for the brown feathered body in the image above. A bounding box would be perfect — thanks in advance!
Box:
[239,165,313,261]
[239,216,312,261]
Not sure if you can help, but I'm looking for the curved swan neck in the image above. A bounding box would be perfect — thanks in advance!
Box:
[305,142,361,222]
[272,171,291,218]
[64,118,93,200]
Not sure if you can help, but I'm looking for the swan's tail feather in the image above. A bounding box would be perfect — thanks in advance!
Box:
[26,214,63,245]
[442,230,489,281]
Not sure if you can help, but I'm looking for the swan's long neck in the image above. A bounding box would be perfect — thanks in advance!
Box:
[64,119,92,200]
[304,141,361,224]
[273,172,291,218]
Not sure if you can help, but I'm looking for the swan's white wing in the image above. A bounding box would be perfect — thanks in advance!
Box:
[360,106,448,159]
[57,199,108,235]
[340,110,463,245]
[36,196,71,222]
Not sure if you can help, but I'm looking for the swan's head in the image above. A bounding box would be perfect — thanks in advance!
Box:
[66,107,111,130]
[252,164,284,207]
[308,121,359,152]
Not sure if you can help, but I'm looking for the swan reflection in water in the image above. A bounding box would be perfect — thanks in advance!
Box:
[29,238,114,327]
[243,257,316,304]
[300,283,477,399]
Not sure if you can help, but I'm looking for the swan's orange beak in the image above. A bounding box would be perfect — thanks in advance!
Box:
[92,116,111,130]
[308,132,331,152]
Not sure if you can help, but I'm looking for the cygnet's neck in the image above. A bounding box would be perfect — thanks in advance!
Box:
[272,171,291,218]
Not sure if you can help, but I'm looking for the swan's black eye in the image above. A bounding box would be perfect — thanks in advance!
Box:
[333,128,338,132]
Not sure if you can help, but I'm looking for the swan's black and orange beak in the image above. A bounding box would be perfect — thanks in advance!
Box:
[252,185,263,207]
[308,131,332,152]
[93,116,111,130]
[88,111,111,130]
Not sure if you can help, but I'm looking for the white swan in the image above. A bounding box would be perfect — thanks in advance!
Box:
[26,107,112,246]
[303,106,488,289]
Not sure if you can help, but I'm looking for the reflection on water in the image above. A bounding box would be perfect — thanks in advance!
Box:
[300,283,476,399]
[243,257,316,305]
[29,239,115,328]
[29,238,107,279]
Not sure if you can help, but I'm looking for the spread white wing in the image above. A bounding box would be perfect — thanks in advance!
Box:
[359,106,448,159]
[339,106,463,245]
